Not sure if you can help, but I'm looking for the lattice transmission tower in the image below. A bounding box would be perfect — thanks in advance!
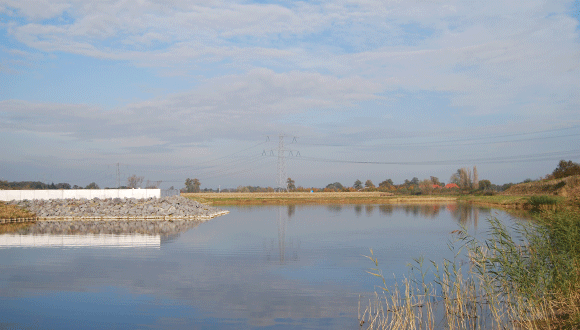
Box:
[263,134,300,192]
[276,135,287,191]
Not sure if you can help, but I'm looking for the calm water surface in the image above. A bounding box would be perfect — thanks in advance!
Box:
[0,204,523,329]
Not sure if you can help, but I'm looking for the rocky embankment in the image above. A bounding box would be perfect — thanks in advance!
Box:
[7,195,228,220]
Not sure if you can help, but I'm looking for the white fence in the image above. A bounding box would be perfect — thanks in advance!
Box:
[0,189,161,201]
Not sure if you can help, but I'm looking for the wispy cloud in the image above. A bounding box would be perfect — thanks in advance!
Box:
[1,0,579,186]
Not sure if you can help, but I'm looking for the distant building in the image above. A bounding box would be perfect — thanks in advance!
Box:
[445,183,460,189]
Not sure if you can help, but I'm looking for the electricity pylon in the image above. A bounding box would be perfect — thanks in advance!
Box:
[276,135,287,191]
[263,135,300,192]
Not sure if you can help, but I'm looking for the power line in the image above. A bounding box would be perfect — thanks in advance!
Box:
[200,158,276,181]
[194,154,266,178]
[277,149,580,166]
[384,133,580,148]
[160,154,273,183]
[171,140,269,170]
[295,125,580,148]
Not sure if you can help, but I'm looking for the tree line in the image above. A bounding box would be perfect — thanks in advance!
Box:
[315,160,579,194]
[3,160,577,193]
[0,174,164,190]
[0,181,93,190]
[171,160,580,194]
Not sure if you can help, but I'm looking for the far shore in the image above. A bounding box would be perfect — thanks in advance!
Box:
[1,191,574,221]
[182,191,577,211]
[183,192,458,205]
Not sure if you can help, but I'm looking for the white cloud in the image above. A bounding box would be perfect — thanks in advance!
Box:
[0,68,382,142]
[0,0,71,20]
[1,0,579,185]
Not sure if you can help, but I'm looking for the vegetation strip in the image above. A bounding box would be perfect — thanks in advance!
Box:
[360,210,580,329]
[183,192,458,205]
[0,201,35,220]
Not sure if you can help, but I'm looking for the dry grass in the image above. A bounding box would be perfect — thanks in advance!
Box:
[459,195,534,210]
[459,195,571,212]
[503,175,580,197]
[182,192,457,205]
[360,213,580,330]
[0,201,35,219]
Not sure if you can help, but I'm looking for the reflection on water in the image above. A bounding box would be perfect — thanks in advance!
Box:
[354,204,362,215]
[365,204,375,216]
[448,203,481,228]
[0,234,160,248]
[319,203,489,230]
[287,204,296,218]
[0,203,521,330]
[326,204,343,213]
[378,204,393,215]
[0,220,203,248]
[264,206,300,264]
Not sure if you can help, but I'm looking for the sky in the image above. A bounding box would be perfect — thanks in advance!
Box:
[1,0,579,189]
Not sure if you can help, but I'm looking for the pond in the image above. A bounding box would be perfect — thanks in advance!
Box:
[0,203,523,329]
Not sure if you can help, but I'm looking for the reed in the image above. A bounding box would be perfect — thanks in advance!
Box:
[360,211,580,329]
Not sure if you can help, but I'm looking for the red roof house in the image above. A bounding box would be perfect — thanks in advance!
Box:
[445,183,460,189]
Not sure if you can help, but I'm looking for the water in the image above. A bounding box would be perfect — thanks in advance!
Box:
[0,203,523,329]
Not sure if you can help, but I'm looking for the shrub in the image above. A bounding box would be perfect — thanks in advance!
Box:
[528,195,559,207]
[555,181,566,189]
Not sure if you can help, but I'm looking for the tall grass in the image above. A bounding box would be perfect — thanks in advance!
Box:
[359,211,580,329]
[528,195,559,208]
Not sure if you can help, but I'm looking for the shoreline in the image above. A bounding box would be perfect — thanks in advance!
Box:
[2,192,575,222]
[0,210,230,224]
[183,192,458,205]
[184,192,578,212]
[0,195,229,222]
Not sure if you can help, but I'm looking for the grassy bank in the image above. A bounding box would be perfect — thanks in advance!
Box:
[459,194,571,211]
[360,210,580,329]
[183,192,457,205]
[183,192,576,212]
[0,201,35,219]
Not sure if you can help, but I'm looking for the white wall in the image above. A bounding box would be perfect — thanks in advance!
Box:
[0,189,161,201]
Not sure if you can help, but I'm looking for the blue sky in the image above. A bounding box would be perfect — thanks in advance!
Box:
[1,0,579,189]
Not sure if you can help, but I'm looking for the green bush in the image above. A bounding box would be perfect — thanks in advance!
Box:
[528,195,559,207]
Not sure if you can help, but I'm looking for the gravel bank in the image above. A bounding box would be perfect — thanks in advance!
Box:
[8,195,228,220]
